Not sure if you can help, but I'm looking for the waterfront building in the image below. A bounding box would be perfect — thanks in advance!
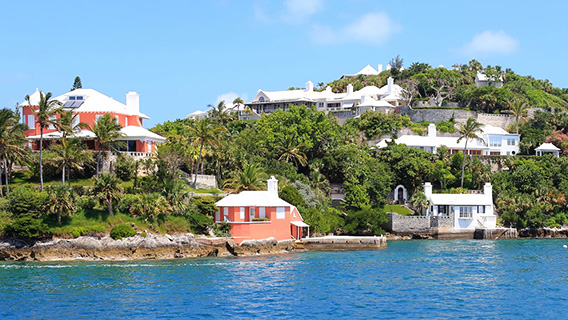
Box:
[243,77,405,121]
[21,88,166,154]
[215,177,309,244]
[475,72,503,88]
[424,182,497,229]
[377,123,520,156]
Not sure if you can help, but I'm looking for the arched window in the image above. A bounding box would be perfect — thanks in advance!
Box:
[259,96,265,102]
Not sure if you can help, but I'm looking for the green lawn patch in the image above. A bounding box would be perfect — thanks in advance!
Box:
[384,204,413,216]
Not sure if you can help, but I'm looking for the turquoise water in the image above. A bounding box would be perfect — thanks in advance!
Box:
[1,239,568,319]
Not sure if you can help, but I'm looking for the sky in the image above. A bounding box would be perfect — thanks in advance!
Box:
[1,0,567,127]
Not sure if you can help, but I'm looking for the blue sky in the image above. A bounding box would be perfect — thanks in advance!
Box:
[1,0,567,127]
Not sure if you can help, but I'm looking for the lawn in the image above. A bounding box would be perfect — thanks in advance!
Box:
[384,204,413,216]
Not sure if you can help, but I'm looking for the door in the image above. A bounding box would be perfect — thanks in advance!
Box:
[249,207,255,221]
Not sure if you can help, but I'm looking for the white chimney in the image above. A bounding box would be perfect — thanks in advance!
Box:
[347,84,353,95]
[326,86,332,92]
[378,64,383,73]
[387,77,394,93]
[267,176,278,197]
[305,81,313,92]
[361,95,366,104]
[424,182,432,197]
[386,64,392,71]
[484,183,492,196]
[126,91,140,115]
[428,123,437,139]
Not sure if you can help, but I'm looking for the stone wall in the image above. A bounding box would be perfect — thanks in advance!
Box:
[430,216,453,228]
[387,213,431,233]
[398,106,516,129]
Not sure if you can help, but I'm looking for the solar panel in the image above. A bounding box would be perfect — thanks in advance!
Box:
[62,101,75,108]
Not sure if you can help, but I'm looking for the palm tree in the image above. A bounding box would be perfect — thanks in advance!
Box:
[52,138,90,186]
[509,99,529,134]
[208,101,234,127]
[223,163,268,193]
[93,173,122,216]
[0,109,27,196]
[457,118,485,188]
[25,92,62,191]
[232,97,244,111]
[274,134,308,167]
[186,118,227,186]
[46,185,76,224]
[90,114,125,176]
[410,191,431,215]
[54,110,88,138]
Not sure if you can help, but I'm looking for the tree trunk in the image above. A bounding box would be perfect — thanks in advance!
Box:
[193,141,204,186]
[40,127,44,191]
[516,116,519,134]
[3,158,9,196]
[460,140,469,188]
[96,149,101,176]
[67,166,71,187]
[0,161,3,198]
[57,212,61,224]
[108,202,114,216]
[62,165,66,186]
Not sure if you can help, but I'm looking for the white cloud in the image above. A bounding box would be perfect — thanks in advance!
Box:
[215,92,248,110]
[461,30,519,56]
[311,12,399,46]
[283,0,322,22]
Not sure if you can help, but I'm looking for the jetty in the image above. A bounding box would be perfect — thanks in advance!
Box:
[299,236,387,251]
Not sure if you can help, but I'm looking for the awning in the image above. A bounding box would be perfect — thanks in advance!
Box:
[291,221,309,227]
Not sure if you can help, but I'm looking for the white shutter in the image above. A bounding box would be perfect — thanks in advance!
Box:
[276,207,285,219]
[259,207,265,219]
[239,207,245,220]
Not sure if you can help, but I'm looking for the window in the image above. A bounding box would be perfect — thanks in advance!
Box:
[438,205,447,215]
[489,136,501,147]
[249,207,255,220]
[76,96,83,100]
[490,151,500,155]
[507,138,516,146]
[459,206,473,218]
[223,207,228,219]
[72,114,79,129]
[478,206,485,214]
[239,207,245,220]
[259,97,265,102]
[276,207,285,219]
[48,115,56,129]
[69,96,76,101]
[259,207,265,219]
[27,115,34,129]
[95,115,102,123]
[215,210,220,222]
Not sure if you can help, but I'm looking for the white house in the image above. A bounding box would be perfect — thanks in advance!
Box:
[475,72,503,88]
[244,77,405,121]
[424,182,497,229]
[535,142,561,157]
[377,123,520,156]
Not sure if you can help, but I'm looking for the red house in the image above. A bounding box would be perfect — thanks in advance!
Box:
[215,177,309,244]
[20,88,166,153]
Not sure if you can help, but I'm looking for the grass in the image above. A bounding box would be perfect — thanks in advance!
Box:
[10,170,134,189]
[384,204,413,216]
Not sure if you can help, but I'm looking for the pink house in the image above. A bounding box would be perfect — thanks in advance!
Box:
[215,177,309,244]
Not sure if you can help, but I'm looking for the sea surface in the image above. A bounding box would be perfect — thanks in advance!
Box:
[1,239,567,319]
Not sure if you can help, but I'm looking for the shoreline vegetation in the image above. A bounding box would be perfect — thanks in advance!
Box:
[2,61,568,260]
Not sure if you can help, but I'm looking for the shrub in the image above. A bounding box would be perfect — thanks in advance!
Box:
[69,225,107,238]
[110,223,136,240]
[191,197,219,216]
[188,212,214,235]
[6,214,49,239]
[77,195,97,210]
[279,186,306,208]
[252,218,269,221]
[213,221,231,237]
[118,194,140,214]
[115,156,137,181]
[8,187,48,218]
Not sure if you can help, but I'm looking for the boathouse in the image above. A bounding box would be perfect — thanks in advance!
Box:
[215,177,309,244]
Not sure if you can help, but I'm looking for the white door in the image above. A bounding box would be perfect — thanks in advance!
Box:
[249,207,255,221]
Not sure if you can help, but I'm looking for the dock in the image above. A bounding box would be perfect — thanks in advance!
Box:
[298,236,387,251]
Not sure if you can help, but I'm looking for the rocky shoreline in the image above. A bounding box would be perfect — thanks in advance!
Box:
[0,234,297,262]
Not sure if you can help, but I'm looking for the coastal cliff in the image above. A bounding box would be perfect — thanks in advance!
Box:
[0,234,296,261]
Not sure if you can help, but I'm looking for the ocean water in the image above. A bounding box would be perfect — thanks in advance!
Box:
[1,239,567,319]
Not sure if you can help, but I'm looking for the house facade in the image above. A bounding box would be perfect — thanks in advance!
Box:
[21,88,166,153]
[215,177,309,244]
[377,123,520,156]
[424,182,497,230]
[475,72,503,88]
[243,77,405,122]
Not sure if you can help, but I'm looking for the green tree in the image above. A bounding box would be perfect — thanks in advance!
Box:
[208,101,234,127]
[187,118,227,186]
[457,118,485,188]
[52,138,90,186]
[0,109,27,196]
[508,99,530,134]
[45,185,76,224]
[223,163,268,192]
[232,97,244,111]
[275,134,308,167]
[71,76,82,91]
[90,114,125,176]
[410,191,431,215]
[93,173,122,216]
[25,92,62,191]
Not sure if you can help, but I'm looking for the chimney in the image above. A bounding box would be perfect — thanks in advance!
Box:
[305,81,313,92]
[126,91,140,114]
[484,183,492,196]
[387,77,394,93]
[326,86,332,92]
[378,64,383,73]
[347,84,353,95]
[424,182,432,197]
[386,64,392,71]
[361,95,366,104]
[267,176,278,197]
[428,123,437,139]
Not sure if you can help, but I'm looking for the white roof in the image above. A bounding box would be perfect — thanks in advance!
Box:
[120,126,166,142]
[429,193,493,206]
[476,72,503,82]
[355,64,380,76]
[359,96,395,108]
[20,89,43,107]
[27,129,97,140]
[291,220,309,227]
[535,143,560,151]
[216,191,293,207]
[480,124,509,135]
